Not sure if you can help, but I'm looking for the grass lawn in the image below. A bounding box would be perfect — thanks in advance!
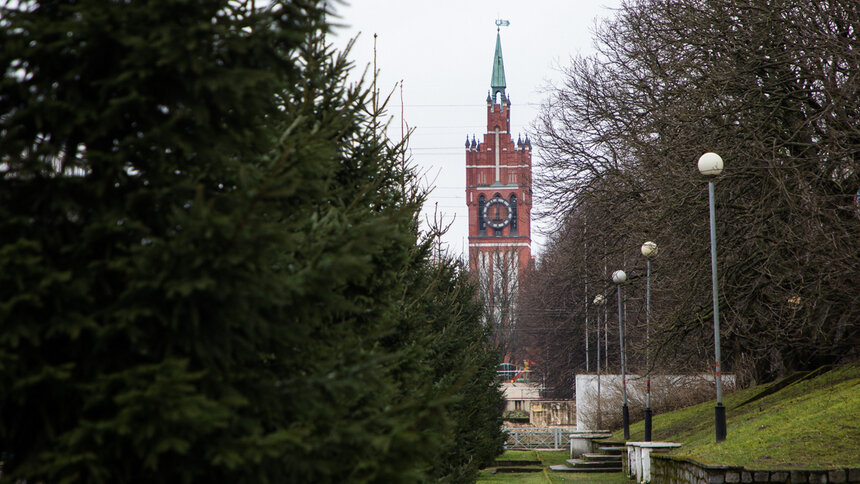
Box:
[477,451,630,483]
[477,471,550,483]
[612,363,860,469]
[497,450,541,461]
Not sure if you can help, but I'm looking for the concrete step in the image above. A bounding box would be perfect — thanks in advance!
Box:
[581,452,622,462]
[566,459,621,469]
[494,466,543,473]
[493,460,541,467]
[597,446,625,455]
[550,464,623,473]
[600,440,627,446]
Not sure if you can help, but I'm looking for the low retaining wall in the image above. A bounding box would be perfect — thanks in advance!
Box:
[530,400,575,427]
[626,442,683,483]
[650,454,860,484]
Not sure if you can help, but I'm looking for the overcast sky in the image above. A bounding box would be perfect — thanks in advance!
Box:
[330,1,622,260]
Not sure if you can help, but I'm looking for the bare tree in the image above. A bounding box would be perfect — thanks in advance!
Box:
[476,248,525,363]
[525,0,860,387]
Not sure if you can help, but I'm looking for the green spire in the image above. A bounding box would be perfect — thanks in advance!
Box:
[490,29,506,101]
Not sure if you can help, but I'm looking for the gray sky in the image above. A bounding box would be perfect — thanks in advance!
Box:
[331,1,621,260]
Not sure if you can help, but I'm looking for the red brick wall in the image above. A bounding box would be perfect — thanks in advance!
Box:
[466,99,532,276]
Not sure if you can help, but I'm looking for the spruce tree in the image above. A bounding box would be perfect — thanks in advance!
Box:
[409,256,506,482]
[1,1,504,481]
[0,0,327,481]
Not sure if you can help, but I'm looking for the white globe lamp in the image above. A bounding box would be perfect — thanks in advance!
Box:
[641,241,658,259]
[698,152,724,176]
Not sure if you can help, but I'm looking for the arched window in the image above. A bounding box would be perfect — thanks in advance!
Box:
[509,194,518,232]
[478,194,487,232]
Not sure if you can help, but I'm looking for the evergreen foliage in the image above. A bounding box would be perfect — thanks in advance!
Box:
[390,249,506,482]
[0,1,503,481]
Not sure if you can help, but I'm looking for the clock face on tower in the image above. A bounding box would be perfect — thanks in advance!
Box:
[483,196,512,229]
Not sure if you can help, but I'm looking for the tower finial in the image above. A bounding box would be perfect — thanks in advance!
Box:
[491,20,509,103]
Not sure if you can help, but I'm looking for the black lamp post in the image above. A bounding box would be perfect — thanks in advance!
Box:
[611,269,629,440]
[593,293,606,430]
[641,241,658,441]
[698,152,727,443]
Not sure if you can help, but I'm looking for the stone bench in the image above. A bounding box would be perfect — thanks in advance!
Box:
[626,441,683,483]
[568,430,613,458]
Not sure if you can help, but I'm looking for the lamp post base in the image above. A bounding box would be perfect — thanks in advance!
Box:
[715,403,727,442]
[644,408,652,441]
[622,404,630,440]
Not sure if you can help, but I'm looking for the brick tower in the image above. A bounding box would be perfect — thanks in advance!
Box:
[466,25,532,359]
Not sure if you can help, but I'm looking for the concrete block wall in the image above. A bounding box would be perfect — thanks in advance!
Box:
[649,454,860,484]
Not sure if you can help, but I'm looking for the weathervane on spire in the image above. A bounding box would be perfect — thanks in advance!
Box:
[495,19,510,31]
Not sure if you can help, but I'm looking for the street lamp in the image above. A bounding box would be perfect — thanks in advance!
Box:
[611,269,629,440]
[593,294,606,430]
[641,241,658,441]
[698,152,727,443]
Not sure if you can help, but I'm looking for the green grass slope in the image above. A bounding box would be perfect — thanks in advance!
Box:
[613,363,860,469]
